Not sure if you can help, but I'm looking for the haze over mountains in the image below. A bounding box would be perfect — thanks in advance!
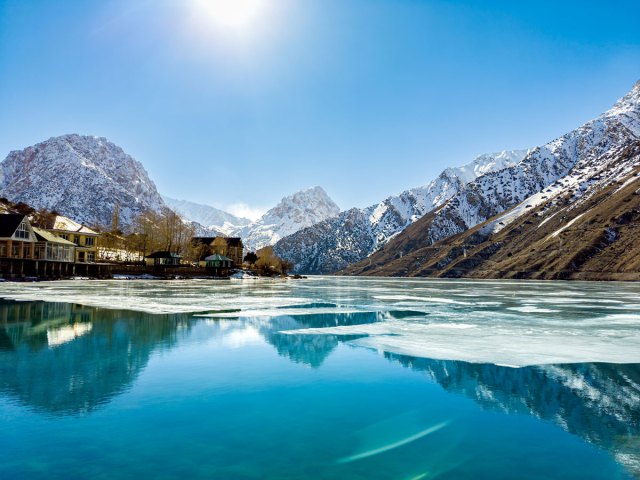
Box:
[0,80,638,279]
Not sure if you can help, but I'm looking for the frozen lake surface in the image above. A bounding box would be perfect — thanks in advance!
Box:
[0,277,639,479]
[0,276,638,366]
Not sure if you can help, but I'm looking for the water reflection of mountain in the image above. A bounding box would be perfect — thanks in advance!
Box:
[256,311,376,368]
[0,300,192,416]
[385,353,640,477]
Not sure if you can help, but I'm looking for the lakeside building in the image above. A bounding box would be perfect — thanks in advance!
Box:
[0,213,108,279]
[33,227,76,263]
[49,215,100,263]
[198,253,232,276]
[192,236,244,267]
[0,214,37,260]
[144,251,182,267]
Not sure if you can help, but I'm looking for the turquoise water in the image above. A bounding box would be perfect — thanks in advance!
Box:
[0,278,639,479]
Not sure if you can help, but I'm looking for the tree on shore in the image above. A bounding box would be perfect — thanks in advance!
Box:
[254,246,292,275]
[243,252,258,266]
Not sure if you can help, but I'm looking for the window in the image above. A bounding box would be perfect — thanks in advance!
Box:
[85,236,95,247]
[73,236,80,245]
[14,221,29,239]
[87,252,95,262]
[59,233,69,240]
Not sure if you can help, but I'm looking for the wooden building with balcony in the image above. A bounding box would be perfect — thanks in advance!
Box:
[0,214,37,261]
[49,215,100,263]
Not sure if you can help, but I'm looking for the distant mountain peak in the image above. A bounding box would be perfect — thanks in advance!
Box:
[236,186,341,251]
[0,134,165,228]
[161,195,251,234]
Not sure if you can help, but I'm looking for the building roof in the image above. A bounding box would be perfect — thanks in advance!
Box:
[146,251,182,259]
[203,254,232,262]
[225,237,243,247]
[0,214,27,238]
[53,215,99,235]
[33,227,77,246]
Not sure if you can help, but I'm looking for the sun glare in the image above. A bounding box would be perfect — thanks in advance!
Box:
[198,0,266,31]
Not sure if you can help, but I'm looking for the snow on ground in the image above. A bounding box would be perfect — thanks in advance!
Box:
[546,211,589,241]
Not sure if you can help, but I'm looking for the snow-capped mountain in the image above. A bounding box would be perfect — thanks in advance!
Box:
[0,134,165,228]
[235,186,340,252]
[341,80,640,279]
[162,196,251,235]
[274,149,529,274]
[410,80,640,246]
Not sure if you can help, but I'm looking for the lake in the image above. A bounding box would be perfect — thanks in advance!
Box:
[0,277,638,479]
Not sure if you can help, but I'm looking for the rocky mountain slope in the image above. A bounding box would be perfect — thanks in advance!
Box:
[341,80,640,280]
[274,150,528,274]
[235,186,340,252]
[0,134,165,228]
[162,196,251,235]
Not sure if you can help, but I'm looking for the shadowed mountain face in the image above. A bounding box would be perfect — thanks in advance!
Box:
[341,149,640,280]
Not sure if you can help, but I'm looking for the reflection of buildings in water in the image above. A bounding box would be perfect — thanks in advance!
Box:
[0,301,93,350]
[385,353,640,477]
[0,300,192,416]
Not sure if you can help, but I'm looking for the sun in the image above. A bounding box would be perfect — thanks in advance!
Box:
[197,0,266,31]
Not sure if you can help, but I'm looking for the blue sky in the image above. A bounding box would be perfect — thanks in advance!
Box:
[1,0,639,219]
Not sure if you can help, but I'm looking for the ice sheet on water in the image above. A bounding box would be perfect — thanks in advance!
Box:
[0,278,313,314]
[0,277,638,367]
[283,318,640,367]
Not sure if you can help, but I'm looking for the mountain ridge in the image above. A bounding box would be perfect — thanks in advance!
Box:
[234,186,341,251]
[339,80,640,279]
[273,149,529,274]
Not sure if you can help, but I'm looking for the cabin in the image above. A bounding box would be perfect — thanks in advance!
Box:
[199,253,232,276]
[49,215,100,263]
[0,214,37,259]
[199,253,232,269]
[33,228,76,263]
[144,251,182,267]
[192,236,244,267]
